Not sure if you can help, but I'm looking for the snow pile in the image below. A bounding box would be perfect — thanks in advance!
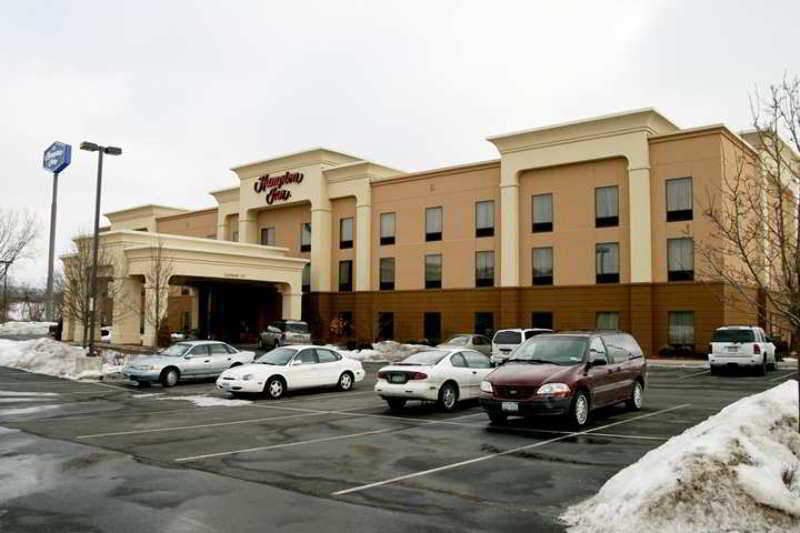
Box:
[562,380,800,533]
[338,340,431,362]
[0,338,124,380]
[0,321,56,336]
[156,394,252,407]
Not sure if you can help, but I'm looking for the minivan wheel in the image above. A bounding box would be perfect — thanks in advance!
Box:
[438,383,459,412]
[626,381,643,411]
[569,391,590,428]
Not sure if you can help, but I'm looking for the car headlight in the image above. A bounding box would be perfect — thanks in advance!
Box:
[537,383,570,396]
[242,374,254,381]
[480,380,493,393]
[138,365,158,371]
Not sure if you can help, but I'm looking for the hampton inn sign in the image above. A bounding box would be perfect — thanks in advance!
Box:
[253,171,304,205]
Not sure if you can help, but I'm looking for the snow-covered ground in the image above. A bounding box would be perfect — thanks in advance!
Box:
[155,394,252,407]
[0,321,56,336]
[562,380,800,533]
[0,338,124,380]
[335,340,432,362]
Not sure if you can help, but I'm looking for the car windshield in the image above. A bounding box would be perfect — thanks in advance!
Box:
[160,343,192,357]
[397,350,449,366]
[256,348,297,365]
[509,337,588,366]
[443,336,470,345]
[494,331,522,344]
[712,330,755,343]
[285,322,309,333]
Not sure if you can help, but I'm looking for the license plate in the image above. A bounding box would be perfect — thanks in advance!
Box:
[501,402,519,412]
[726,346,739,352]
[223,383,233,391]
[389,375,406,384]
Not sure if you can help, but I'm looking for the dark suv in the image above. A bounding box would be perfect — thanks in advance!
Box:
[480,331,647,427]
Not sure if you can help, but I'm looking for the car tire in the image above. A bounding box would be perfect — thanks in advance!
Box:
[137,380,152,388]
[569,390,590,428]
[625,381,644,411]
[386,398,406,411]
[264,376,286,399]
[488,412,507,425]
[438,382,459,412]
[337,371,354,391]
[755,359,767,376]
[709,366,720,376]
[160,368,179,388]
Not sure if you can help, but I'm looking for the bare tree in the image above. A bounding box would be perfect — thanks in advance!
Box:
[142,240,174,348]
[0,209,39,321]
[697,76,800,428]
[18,282,46,322]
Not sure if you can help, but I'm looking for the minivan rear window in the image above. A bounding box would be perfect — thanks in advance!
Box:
[494,331,522,344]
[284,322,309,333]
[712,330,755,343]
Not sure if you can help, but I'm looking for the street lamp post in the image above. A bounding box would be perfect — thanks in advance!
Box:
[80,142,121,357]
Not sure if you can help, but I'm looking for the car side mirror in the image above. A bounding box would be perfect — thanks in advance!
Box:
[184,354,192,360]
[290,359,302,366]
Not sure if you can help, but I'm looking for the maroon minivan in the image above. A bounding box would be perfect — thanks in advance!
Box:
[480,331,647,427]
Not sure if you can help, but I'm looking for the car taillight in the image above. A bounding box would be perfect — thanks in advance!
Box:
[377,371,388,379]
[753,344,761,354]
[409,372,428,380]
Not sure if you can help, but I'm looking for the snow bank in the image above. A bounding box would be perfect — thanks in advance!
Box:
[156,394,252,407]
[0,321,56,336]
[0,338,124,380]
[562,380,800,533]
[337,340,431,362]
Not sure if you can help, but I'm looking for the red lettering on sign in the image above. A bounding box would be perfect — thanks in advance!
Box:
[253,171,304,205]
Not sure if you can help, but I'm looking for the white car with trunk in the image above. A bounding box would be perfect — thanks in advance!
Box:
[216,345,365,399]
[374,349,494,411]
[491,328,552,365]
[708,325,776,375]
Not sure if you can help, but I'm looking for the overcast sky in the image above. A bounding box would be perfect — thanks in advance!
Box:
[1,0,799,284]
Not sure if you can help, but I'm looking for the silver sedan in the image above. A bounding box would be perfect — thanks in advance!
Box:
[436,334,492,355]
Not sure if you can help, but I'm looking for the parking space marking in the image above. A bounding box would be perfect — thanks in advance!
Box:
[331,404,690,496]
[175,427,396,463]
[76,411,330,439]
[769,371,797,382]
[670,370,709,380]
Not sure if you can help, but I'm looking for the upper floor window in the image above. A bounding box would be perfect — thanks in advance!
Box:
[595,242,620,284]
[426,207,442,241]
[532,194,553,232]
[340,218,353,249]
[302,263,311,293]
[666,177,693,222]
[475,251,494,287]
[338,260,353,292]
[475,200,495,238]
[595,186,619,227]
[300,223,311,252]
[667,238,694,281]
[380,258,395,291]
[425,254,442,289]
[260,227,276,246]
[532,247,553,285]
[380,212,396,245]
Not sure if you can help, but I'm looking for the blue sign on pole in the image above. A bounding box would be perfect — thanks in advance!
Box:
[43,141,72,173]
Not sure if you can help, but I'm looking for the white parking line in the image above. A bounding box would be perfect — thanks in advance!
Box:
[175,427,396,463]
[769,371,797,383]
[673,370,709,380]
[331,404,690,496]
[77,411,330,439]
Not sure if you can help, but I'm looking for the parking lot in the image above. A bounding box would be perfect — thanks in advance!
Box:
[0,361,797,532]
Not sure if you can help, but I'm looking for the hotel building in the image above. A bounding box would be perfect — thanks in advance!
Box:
[60,108,777,356]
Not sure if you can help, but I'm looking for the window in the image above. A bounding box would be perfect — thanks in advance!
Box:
[666,177,693,221]
[532,247,553,285]
[224,344,239,355]
[302,264,311,293]
[589,337,608,362]
[260,227,276,246]
[425,254,442,289]
[190,345,210,356]
[232,231,239,242]
[300,223,311,252]
[596,312,620,330]
[450,353,467,368]
[338,260,353,292]
[316,349,340,363]
[475,200,495,237]
[380,212,396,245]
[377,312,394,340]
[668,311,695,346]
[423,312,442,343]
[474,312,494,337]
[182,311,191,330]
[295,349,319,365]
[339,218,353,249]
[595,242,620,284]
[380,258,395,290]
[209,343,228,355]
[532,194,553,232]
[462,350,492,369]
[475,251,494,287]
[595,186,619,227]
[426,207,442,241]
[667,238,694,281]
[337,311,353,337]
[532,312,554,329]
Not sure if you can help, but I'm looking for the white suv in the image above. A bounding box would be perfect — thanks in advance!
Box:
[491,328,552,365]
[708,326,776,375]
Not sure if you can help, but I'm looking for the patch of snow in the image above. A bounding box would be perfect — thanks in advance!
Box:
[561,380,800,533]
[0,390,60,397]
[156,394,252,407]
[0,338,124,381]
[0,398,54,404]
[0,321,56,336]
[132,393,164,399]
[337,340,432,362]
[0,404,63,416]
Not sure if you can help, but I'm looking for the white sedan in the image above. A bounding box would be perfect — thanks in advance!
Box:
[216,345,365,399]
[374,349,494,411]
